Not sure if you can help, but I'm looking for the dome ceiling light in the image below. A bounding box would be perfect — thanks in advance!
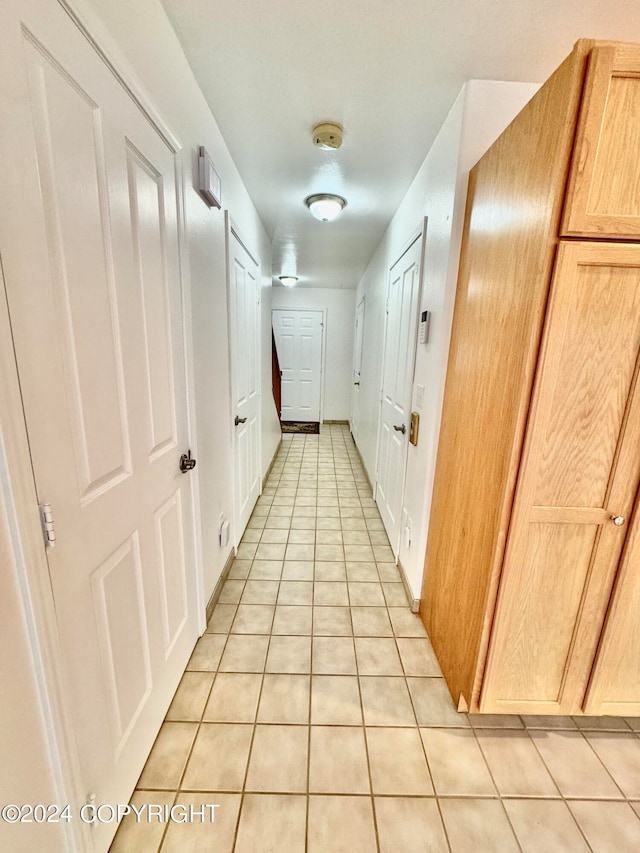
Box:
[305,193,347,222]
[278,276,299,287]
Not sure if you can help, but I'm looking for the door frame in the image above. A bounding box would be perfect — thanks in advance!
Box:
[374,218,427,556]
[350,295,366,441]
[0,261,88,851]
[225,214,263,548]
[0,1,206,846]
[272,306,327,424]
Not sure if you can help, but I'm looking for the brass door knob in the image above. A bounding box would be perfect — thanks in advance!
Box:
[611,515,625,526]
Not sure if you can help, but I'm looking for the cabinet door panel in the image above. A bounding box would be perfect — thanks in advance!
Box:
[563,44,640,237]
[585,505,640,715]
[481,242,640,715]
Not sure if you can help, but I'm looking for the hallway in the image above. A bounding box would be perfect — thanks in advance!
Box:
[111,427,640,852]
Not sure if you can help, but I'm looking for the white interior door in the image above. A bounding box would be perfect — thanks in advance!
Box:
[229,225,261,539]
[273,308,324,421]
[0,3,199,849]
[351,296,366,442]
[376,236,422,555]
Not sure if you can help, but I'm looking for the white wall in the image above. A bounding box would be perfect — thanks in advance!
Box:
[82,0,281,599]
[355,80,539,599]
[272,287,356,421]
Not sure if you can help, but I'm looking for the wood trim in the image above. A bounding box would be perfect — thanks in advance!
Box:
[205,549,236,624]
[349,430,375,496]
[262,435,282,490]
[530,507,610,524]
[396,556,420,613]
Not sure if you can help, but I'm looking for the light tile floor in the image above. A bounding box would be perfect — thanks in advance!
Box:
[112,426,640,852]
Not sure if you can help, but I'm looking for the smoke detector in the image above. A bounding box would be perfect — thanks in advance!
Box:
[312,122,344,150]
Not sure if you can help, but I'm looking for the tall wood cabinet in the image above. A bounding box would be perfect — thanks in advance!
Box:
[421,39,640,716]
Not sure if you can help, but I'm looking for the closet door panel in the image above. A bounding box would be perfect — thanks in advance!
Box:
[584,506,640,715]
[563,44,640,238]
[481,242,640,714]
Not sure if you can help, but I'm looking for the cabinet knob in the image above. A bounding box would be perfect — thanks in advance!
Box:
[611,515,625,526]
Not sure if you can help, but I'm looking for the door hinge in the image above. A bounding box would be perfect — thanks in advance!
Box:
[39,503,56,548]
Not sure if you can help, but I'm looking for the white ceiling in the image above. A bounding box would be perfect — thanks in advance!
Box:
[161,0,640,289]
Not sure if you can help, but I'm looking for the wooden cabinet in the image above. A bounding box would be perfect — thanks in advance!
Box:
[563,45,640,238]
[482,242,640,714]
[421,39,640,716]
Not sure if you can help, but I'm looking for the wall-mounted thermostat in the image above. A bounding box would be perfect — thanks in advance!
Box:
[419,310,431,344]
[198,146,222,209]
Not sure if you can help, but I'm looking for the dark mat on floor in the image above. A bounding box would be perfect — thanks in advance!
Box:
[281,421,320,434]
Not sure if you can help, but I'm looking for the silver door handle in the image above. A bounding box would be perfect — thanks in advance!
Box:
[611,515,625,526]
[234,415,247,426]
[393,424,406,434]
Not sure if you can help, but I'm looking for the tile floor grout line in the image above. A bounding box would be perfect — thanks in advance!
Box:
[134,786,640,802]
[230,565,275,850]
[466,719,525,852]
[305,449,317,853]
[353,587,382,853]
[522,724,618,850]
[155,789,180,851]
[574,724,632,798]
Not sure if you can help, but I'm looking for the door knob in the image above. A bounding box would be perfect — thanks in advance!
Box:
[179,450,196,473]
[353,381,360,386]
[235,415,247,426]
[393,423,406,434]
[611,515,625,526]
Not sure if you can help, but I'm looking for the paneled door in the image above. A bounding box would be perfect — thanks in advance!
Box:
[376,236,422,555]
[0,3,199,850]
[351,297,365,443]
[585,501,640,716]
[482,242,640,715]
[228,224,262,540]
[273,308,324,421]
[562,43,640,239]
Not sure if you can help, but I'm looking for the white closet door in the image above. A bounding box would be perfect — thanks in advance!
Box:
[273,308,324,421]
[229,226,262,538]
[351,296,366,442]
[376,237,422,555]
[0,3,198,849]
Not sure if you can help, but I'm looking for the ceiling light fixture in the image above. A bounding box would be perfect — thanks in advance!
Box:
[305,193,347,222]
[278,276,299,287]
